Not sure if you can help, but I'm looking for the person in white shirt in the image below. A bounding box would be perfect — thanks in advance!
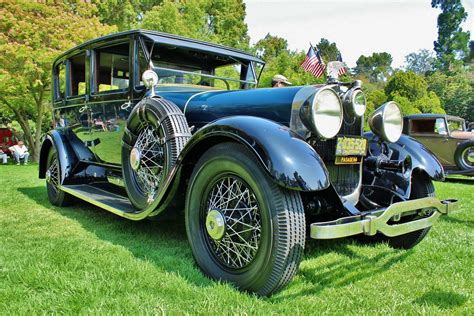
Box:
[9,141,29,165]
[0,149,7,164]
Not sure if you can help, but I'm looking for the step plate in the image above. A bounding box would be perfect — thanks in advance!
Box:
[61,184,137,215]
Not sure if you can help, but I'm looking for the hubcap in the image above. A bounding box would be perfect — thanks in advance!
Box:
[462,147,474,166]
[467,152,474,163]
[206,209,226,240]
[203,176,262,269]
[130,147,141,171]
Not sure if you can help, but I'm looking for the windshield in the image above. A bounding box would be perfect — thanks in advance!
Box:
[139,41,260,90]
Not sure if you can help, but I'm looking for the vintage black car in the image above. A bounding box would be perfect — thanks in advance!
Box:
[403,114,474,176]
[39,30,457,296]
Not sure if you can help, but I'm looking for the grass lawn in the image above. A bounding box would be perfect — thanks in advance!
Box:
[0,164,472,314]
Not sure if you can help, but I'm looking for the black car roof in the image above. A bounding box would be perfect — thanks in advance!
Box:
[404,113,463,121]
[54,29,264,65]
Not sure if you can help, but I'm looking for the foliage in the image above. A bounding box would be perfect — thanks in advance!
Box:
[354,52,393,82]
[0,1,115,161]
[92,0,162,31]
[385,71,444,115]
[258,50,325,88]
[315,38,340,63]
[405,49,436,75]
[426,70,474,121]
[255,33,288,61]
[140,0,250,50]
[431,0,470,71]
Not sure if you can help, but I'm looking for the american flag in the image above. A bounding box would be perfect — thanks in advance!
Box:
[337,53,347,76]
[301,46,326,78]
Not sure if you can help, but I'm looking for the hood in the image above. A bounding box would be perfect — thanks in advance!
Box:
[155,86,313,129]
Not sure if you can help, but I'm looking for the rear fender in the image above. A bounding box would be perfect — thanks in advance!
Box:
[179,116,330,191]
[39,130,79,184]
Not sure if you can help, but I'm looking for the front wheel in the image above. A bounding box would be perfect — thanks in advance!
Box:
[185,142,305,296]
[376,172,435,249]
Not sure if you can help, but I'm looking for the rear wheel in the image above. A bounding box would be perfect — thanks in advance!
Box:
[185,142,306,296]
[454,140,474,171]
[45,147,74,206]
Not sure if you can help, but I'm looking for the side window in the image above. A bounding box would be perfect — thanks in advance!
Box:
[55,62,66,100]
[94,42,130,93]
[434,118,447,135]
[70,53,86,96]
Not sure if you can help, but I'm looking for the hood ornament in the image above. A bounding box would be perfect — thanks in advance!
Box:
[326,61,345,83]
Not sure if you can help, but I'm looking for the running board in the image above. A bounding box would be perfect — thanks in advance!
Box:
[60,184,152,220]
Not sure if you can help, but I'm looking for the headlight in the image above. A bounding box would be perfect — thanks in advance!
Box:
[368,101,403,143]
[342,88,366,117]
[300,87,343,139]
[142,70,158,88]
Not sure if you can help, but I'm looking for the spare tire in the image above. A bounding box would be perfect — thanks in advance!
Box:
[122,97,191,210]
[454,140,474,171]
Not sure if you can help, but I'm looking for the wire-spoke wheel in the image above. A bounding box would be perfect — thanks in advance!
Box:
[131,125,165,200]
[204,175,262,269]
[122,97,191,210]
[45,147,74,206]
[186,142,305,296]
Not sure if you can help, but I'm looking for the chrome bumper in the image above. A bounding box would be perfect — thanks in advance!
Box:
[310,197,458,239]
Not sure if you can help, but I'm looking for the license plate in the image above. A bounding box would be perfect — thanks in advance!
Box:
[335,137,367,157]
[335,156,363,164]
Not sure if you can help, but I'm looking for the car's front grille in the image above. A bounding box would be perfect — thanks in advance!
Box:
[312,117,362,196]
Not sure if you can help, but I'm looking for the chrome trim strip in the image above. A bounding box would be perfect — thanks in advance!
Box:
[183,90,220,114]
[310,197,458,239]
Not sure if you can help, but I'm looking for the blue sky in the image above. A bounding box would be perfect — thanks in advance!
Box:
[244,0,473,68]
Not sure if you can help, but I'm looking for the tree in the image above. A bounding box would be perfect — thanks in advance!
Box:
[255,33,288,61]
[258,50,326,87]
[314,38,341,63]
[91,0,167,31]
[404,49,436,75]
[426,70,474,121]
[0,1,115,161]
[140,0,250,50]
[431,0,470,71]
[385,71,429,102]
[354,52,393,82]
[385,71,444,115]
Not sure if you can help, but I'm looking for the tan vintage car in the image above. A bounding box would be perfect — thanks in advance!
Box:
[403,114,474,176]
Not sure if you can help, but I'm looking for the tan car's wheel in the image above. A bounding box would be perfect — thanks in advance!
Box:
[454,140,474,170]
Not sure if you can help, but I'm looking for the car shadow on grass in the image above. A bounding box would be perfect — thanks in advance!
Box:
[270,238,412,299]
[413,289,468,309]
[18,185,415,300]
[17,186,216,289]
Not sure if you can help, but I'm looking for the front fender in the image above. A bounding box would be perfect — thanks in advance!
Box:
[180,116,330,191]
[363,132,444,200]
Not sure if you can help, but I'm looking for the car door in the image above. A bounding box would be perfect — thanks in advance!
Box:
[88,39,133,165]
[53,52,93,149]
[409,118,454,166]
